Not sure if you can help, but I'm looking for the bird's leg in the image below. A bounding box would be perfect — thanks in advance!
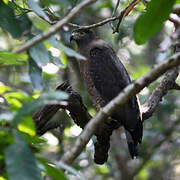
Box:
[94,122,114,164]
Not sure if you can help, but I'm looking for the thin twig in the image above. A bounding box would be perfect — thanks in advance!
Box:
[110,0,121,31]
[68,0,142,31]
[68,16,119,29]
[13,0,96,54]
[60,52,180,165]
[112,0,121,18]
[113,0,141,33]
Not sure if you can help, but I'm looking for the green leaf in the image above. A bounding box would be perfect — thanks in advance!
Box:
[134,0,176,44]
[29,58,44,90]
[55,161,85,180]
[21,132,46,146]
[52,56,64,67]
[0,2,31,38]
[60,50,67,68]
[2,0,8,4]
[4,91,30,111]
[29,42,50,67]
[27,0,50,22]
[38,158,67,180]
[16,14,32,34]
[0,131,13,154]
[31,15,50,31]
[0,83,12,94]
[0,2,22,38]
[21,132,46,144]
[5,131,42,180]
[4,97,22,110]
[47,36,86,60]
[12,91,68,126]
[18,116,36,136]
[4,91,30,102]
[0,51,28,65]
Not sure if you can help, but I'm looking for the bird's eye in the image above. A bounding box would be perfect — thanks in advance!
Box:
[80,32,85,36]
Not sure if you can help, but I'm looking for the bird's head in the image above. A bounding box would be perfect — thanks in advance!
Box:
[70,29,95,46]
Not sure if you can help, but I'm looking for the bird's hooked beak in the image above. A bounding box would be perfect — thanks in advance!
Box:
[70,34,74,43]
[70,32,80,43]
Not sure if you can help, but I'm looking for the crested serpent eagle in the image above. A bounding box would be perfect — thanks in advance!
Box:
[70,29,143,162]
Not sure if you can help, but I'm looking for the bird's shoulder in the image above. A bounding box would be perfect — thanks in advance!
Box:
[89,39,130,84]
[89,39,115,56]
[90,39,109,48]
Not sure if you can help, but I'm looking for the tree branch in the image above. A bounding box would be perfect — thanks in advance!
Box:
[142,67,179,120]
[68,0,141,31]
[111,0,121,18]
[113,0,141,33]
[13,0,96,54]
[60,52,180,165]
[142,27,180,120]
[110,0,121,31]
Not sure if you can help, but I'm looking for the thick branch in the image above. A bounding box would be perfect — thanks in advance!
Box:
[60,52,180,165]
[13,0,96,54]
[142,67,179,120]
[142,28,180,120]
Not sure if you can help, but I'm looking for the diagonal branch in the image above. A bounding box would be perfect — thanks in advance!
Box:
[142,67,179,120]
[13,0,96,54]
[60,52,180,165]
[142,28,180,120]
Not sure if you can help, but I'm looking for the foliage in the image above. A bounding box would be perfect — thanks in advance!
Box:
[0,0,179,180]
[134,0,176,44]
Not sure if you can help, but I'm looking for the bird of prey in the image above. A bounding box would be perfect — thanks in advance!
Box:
[70,29,143,160]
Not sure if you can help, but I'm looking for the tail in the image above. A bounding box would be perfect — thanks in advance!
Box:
[125,130,138,159]
[124,95,143,158]
[125,118,143,159]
